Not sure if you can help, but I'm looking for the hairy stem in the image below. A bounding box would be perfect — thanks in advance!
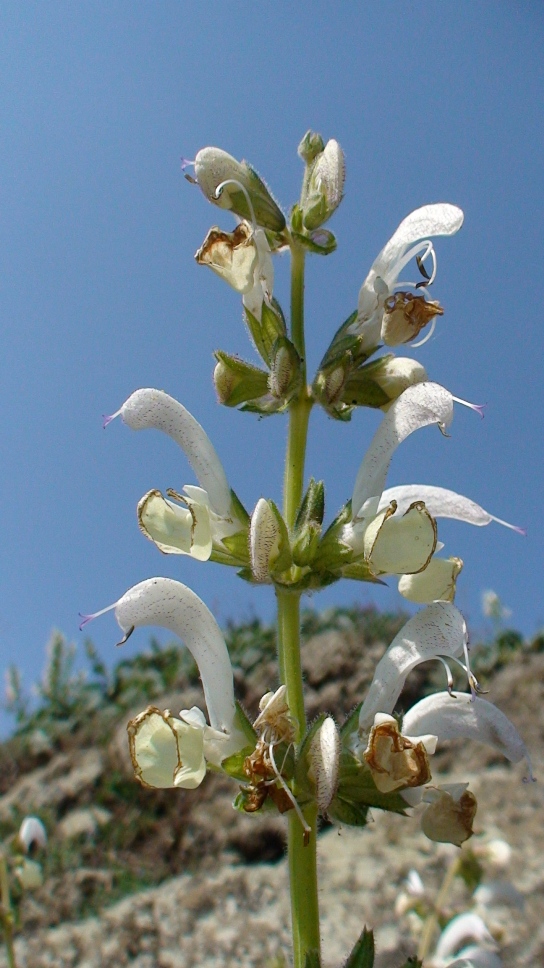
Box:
[276,240,321,968]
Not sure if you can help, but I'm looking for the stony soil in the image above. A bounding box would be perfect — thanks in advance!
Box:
[0,624,542,967]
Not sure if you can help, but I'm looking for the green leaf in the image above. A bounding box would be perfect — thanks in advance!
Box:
[304,950,321,968]
[261,302,287,359]
[229,488,250,525]
[221,748,253,782]
[243,306,272,365]
[327,795,370,827]
[344,927,374,968]
[340,702,363,743]
[221,530,250,565]
[234,701,257,745]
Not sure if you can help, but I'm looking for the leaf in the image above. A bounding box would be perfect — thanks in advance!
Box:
[221,748,253,782]
[328,795,369,827]
[304,950,321,968]
[234,701,257,744]
[243,306,271,365]
[221,530,251,564]
[340,702,363,742]
[344,926,374,968]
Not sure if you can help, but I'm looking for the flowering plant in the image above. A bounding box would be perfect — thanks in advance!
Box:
[84,132,529,967]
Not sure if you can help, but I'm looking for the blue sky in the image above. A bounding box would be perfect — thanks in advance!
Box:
[1,1,543,728]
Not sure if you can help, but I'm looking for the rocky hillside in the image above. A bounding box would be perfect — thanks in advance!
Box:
[0,608,542,967]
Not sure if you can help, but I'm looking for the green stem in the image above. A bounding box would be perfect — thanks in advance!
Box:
[276,588,321,968]
[275,239,320,968]
[417,852,461,961]
[0,854,17,968]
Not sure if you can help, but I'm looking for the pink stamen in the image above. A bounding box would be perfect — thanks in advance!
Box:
[102,407,122,430]
[78,602,117,632]
[452,396,486,419]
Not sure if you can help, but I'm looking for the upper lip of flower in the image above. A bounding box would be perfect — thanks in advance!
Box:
[354,202,464,347]
[105,388,248,561]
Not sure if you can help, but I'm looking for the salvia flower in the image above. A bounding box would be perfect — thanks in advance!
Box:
[106,388,248,564]
[83,578,247,788]
[354,202,464,352]
[189,147,286,233]
[300,138,345,230]
[358,602,469,732]
[18,816,47,853]
[401,691,532,780]
[433,911,502,967]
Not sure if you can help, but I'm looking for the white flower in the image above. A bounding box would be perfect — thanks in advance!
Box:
[194,220,274,324]
[354,203,464,351]
[106,389,247,561]
[82,578,247,789]
[18,817,47,852]
[398,556,463,604]
[401,691,533,779]
[378,485,524,536]
[191,147,285,233]
[343,383,491,585]
[434,912,501,967]
[358,602,468,732]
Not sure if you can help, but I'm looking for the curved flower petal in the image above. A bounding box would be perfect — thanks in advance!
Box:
[378,485,524,534]
[363,501,437,576]
[357,204,464,346]
[401,692,531,773]
[435,912,496,962]
[119,389,232,517]
[398,555,463,604]
[351,382,454,521]
[115,578,237,734]
[242,228,274,321]
[376,204,465,283]
[195,222,258,294]
[137,490,213,560]
[358,602,467,732]
[128,707,206,790]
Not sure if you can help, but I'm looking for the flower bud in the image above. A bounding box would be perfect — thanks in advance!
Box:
[381,292,444,346]
[249,498,292,582]
[297,129,325,164]
[268,337,301,400]
[308,717,340,812]
[341,355,428,411]
[291,521,321,567]
[194,147,285,232]
[301,139,345,230]
[213,352,269,407]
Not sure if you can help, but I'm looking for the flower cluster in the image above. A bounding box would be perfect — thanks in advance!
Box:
[85,132,529,856]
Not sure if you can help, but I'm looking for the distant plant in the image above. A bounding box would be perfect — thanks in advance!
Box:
[0,817,47,968]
